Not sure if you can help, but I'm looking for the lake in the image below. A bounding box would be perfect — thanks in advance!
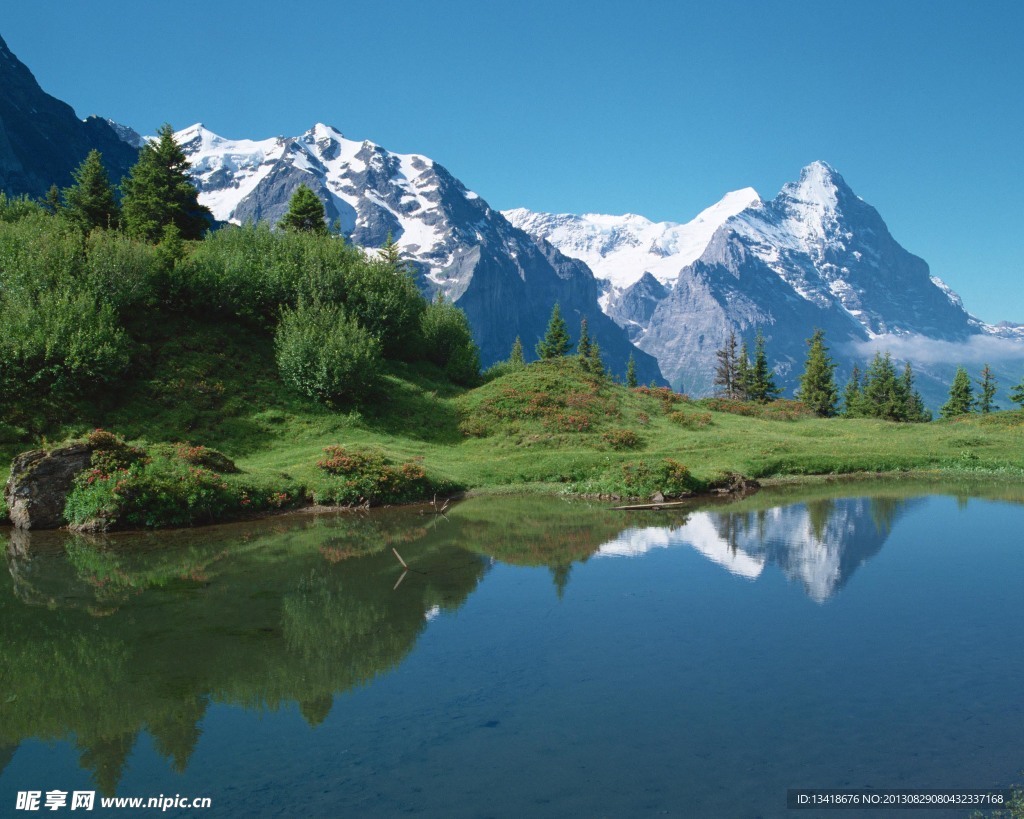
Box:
[1,481,1022,817]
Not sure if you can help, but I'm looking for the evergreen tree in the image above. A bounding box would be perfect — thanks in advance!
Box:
[536,303,571,359]
[940,366,975,418]
[509,336,525,367]
[63,149,120,232]
[748,329,781,402]
[797,328,838,416]
[279,185,328,235]
[41,184,62,215]
[378,231,403,268]
[121,124,212,242]
[626,353,638,388]
[736,339,752,401]
[842,364,863,417]
[713,330,739,398]
[587,339,605,377]
[976,363,997,413]
[576,317,592,369]
[1009,375,1024,409]
[899,363,930,422]
[861,352,904,421]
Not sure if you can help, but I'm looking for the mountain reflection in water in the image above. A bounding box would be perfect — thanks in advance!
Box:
[597,495,922,602]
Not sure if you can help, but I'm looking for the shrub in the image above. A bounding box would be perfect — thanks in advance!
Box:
[668,410,713,429]
[172,443,239,473]
[0,288,131,400]
[601,428,641,449]
[65,453,235,529]
[180,223,359,322]
[698,397,812,421]
[64,442,294,529]
[343,259,425,359]
[619,458,702,498]
[420,296,480,385]
[312,445,446,506]
[275,300,382,405]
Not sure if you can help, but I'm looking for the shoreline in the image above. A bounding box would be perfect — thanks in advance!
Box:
[5,465,1024,537]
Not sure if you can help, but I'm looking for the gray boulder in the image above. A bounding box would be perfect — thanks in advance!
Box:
[4,444,93,530]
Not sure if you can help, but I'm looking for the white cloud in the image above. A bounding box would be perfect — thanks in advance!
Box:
[848,333,1024,366]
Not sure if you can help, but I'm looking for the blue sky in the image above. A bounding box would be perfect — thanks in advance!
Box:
[4,1,1022,322]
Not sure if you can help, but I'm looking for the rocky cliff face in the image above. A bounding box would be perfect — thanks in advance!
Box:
[173,123,666,383]
[0,35,138,198]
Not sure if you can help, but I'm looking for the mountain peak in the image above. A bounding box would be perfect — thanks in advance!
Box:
[778,160,853,212]
[308,122,345,141]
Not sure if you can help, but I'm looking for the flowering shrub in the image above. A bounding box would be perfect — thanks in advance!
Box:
[65,435,296,529]
[66,454,236,528]
[619,458,702,498]
[174,442,239,473]
[601,428,641,450]
[668,410,713,429]
[312,445,445,506]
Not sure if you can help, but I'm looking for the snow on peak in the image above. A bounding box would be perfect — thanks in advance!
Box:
[504,188,760,290]
[783,160,843,210]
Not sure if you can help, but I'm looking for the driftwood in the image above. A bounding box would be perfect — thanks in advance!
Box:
[610,500,693,511]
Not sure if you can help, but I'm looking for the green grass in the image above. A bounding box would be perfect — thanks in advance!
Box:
[3,315,1024,525]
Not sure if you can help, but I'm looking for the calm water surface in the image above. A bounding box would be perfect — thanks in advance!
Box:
[1,481,1022,817]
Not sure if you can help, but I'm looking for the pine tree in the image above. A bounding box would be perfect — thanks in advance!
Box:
[509,336,525,367]
[63,149,120,231]
[536,303,571,359]
[736,339,752,401]
[576,317,592,369]
[899,363,930,422]
[713,330,739,398]
[842,365,863,417]
[940,366,975,418]
[279,185,328,235]
[748,329,781,403]
[41,184,62,215]
[626,353,638,388]
[797,328,838,416]
[587,339,605,377]
[976,363,997,413]
[378,231,404,268]
[1009,375,1024,409]
[121,124,212,242]
[861,352,903,421]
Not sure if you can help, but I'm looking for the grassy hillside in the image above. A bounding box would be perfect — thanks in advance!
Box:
[3,313,1023,528]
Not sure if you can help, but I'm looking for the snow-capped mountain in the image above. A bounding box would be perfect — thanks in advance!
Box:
[597,496,918,602]
[505,188,759,294]
[170,123,665,382]
[510,162,1024,399]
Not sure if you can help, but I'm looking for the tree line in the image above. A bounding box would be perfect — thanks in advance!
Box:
[713,327,1024,420]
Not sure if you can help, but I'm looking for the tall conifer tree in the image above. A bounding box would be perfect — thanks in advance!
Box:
[797,328,838,416]
[536,303,571,359]
[121,124,211,242]
[626,353,638,388]
[1009,375,1024,409]
[63,149,120,231]
[714,330,739,398]
[509,336,525,367]
[976,363,997,413]
[280,185,328,235]
[940,366,975,418]
[842,365,863,417]
[748,329,781,403]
